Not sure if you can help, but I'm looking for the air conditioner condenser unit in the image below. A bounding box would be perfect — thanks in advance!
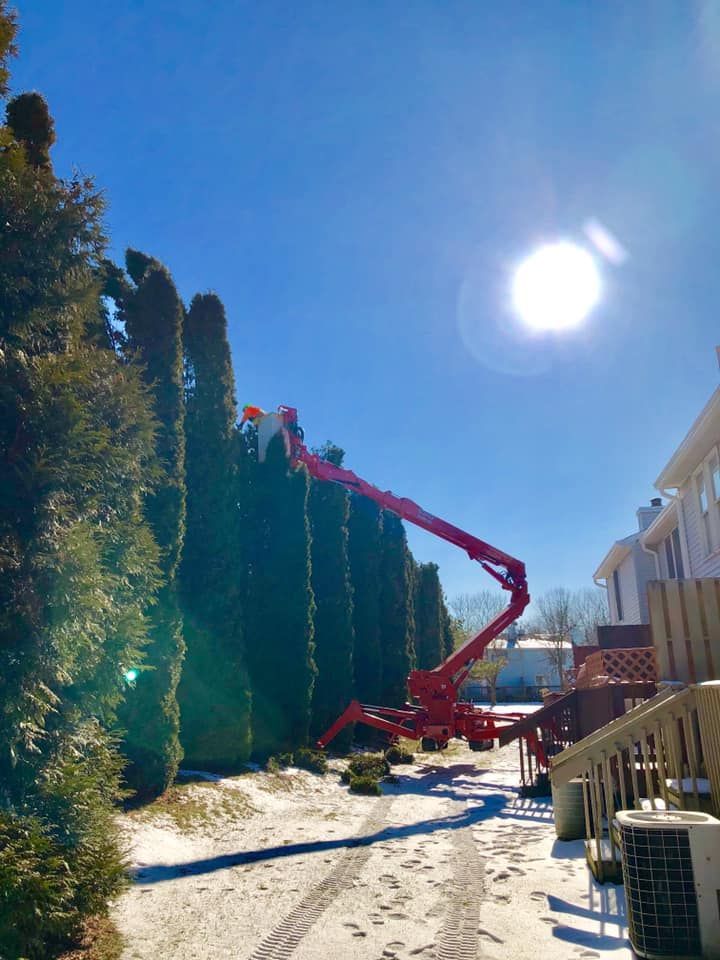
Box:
[617,810,720,959]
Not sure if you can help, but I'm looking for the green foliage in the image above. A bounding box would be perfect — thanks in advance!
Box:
[6,91,55,169]
[413,562,444,670]
[265,752,294,772]
[469,653,508,707]
[122,259,185,576]
[0,724,129,960]
[348,775,381,796]
[124,248,158,286]
[0,811,78,958]
[341,753,390,782]
[0,166,105,346]
[378,511,416,707]
[294,748,328,775]
[179,294,251,769]
[0,88,160,956]
[0,1,17,98]
[0,157,159,781]
[108,251,186,800]
[385,744,414,765]
[348,495,383,718]
[247,434,316,758]
[341,754,389,793]
[308,443,354,751]
[440,603,457,661]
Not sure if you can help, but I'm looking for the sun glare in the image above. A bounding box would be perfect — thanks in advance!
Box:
[512,242,601,332]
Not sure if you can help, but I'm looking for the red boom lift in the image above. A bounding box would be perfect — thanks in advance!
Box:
[261,406,544,765]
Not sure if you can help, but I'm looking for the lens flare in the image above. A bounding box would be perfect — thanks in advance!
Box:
[512,242,601,332]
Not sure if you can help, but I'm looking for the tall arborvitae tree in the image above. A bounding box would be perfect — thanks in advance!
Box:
[248,434,315,758]
[348,495,383,713]
[0,58,161,956]
[309,443,354,751]
[378,511,416,707]
[110,251,186,799]
[440,596,456,661]
[5,90,55,169]
[178,293,251,768]
[414,562,445,670]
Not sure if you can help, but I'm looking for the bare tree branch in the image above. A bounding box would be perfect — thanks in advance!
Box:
[573,587,609,644]
[448,589,506,642]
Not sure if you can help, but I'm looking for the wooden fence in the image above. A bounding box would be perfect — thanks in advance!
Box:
[647,579,720,683]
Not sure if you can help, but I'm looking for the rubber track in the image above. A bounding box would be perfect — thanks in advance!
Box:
[246,796,394,960]
[435,807,485,960]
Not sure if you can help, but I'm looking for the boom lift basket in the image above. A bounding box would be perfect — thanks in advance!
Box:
[257,413,289,463]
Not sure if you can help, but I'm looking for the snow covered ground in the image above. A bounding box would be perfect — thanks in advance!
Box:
[113,740,631,960]
[467,701,543,713]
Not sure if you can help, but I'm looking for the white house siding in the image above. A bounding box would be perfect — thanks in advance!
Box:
[496,645,572,687]
[677,481,720,578]
[680,483,706,576]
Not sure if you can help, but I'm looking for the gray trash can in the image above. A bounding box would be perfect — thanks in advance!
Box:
[552,777,586,840]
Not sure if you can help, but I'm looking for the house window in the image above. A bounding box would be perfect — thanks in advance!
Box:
[664,535,676,579]
[535,674,546,687]
[662,527,685,579]
[697,471,714,555]
[712,453,720,543]
[711,453,720,502]
[672,526,685,578]
[613,568,623,622]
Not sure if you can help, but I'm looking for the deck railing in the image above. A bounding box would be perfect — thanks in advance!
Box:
[550,683,720,881]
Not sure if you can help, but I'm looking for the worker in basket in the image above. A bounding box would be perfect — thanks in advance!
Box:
[240,403,266,427]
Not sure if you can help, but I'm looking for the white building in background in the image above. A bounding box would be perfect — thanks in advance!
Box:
[594,369,720,624]
[462,634,573,701]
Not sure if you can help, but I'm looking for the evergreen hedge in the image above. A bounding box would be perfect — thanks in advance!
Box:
[179,294,252,768]
[414,562,445,670]
[247,434,316,758]
[111,252,187,800]
[378,511,416,708]
[348,495,383,710]
[0,41,161,956]
[309,444,354,751]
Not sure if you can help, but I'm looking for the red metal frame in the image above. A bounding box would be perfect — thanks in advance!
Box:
[276,406,538,759]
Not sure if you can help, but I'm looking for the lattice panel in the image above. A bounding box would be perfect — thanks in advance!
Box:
[578,647,657,687]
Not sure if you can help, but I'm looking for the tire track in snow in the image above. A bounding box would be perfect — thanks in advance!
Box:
[435,804,485,960]
[246,796,394,960]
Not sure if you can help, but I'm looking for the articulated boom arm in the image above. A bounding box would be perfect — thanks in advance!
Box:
[275,406,532,753]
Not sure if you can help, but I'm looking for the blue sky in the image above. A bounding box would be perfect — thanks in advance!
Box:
[12,1,720,604]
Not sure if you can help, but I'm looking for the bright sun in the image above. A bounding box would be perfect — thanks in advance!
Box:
[511,242,601,332]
